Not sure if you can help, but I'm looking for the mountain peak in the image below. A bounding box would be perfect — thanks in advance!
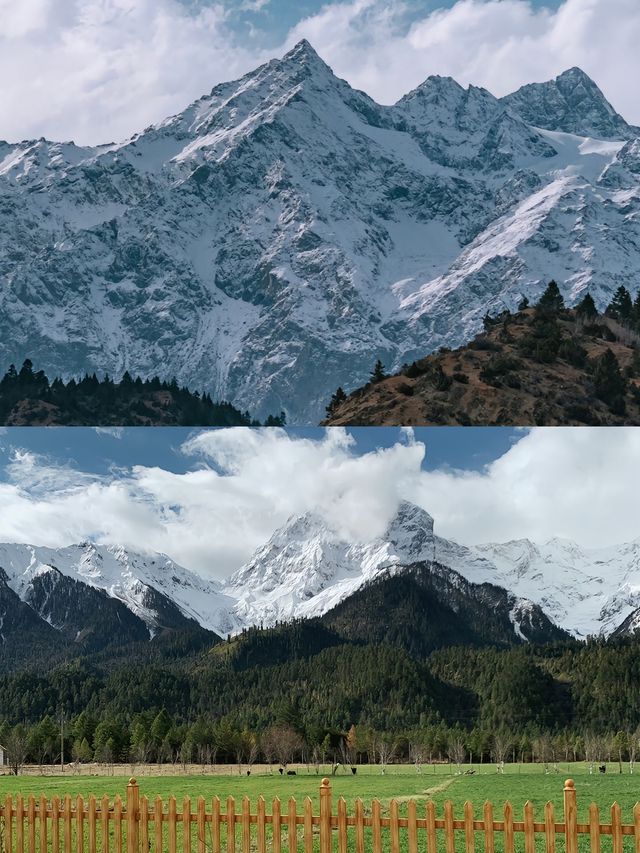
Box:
[502,68,637,140]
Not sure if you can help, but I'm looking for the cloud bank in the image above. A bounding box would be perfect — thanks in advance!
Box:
[0,0,637,145]
[0,427,639,579]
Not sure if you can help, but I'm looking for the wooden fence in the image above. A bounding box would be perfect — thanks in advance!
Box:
[1,778,639,853]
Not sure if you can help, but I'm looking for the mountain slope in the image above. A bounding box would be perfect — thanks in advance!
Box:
[0,543,233,648]
[1,44,639,421]
[321,561,568,655]
[323,305,640,426]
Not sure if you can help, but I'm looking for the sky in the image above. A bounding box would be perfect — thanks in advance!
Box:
[1,426,638,580]
[0,0,636,145]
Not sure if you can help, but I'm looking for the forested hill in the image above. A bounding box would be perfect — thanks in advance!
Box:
[0,360,285,426]
[324,284,640,426]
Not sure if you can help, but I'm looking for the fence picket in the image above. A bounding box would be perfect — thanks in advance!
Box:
[355,800,365,853]
[303,798,313,853]
[633,802,640,853]
[140,797,148,853]
[4,795,13,853]
[226,797,235,853]
[287,798,297,853]
[40,795,48,853]
[371,800,382,853]
[589,803,600,853]
[77,796,85,853]
[273,799,282,853]
[523,801,534,853]
[184,797,193,853]
[88,796,97,853]
[63,795,72,853]
[101,796,109,853]
[407,800,418,853]
[114,795,123,853]
[168,797,177,853]
[338,798,348,853]
[612,803,623,853]
[503,801,514,853]
[197,797,206,853]
[390,800,401,853]
[426,801,437,853]
[484,802,494,853]
[52,796,60,853]
[444,801,455,853]
[155,796,164,853]
[241,797,250,853]
[17,794,25,853]
[28,795,36,853]
[544,802,555,853]
[464,802,474,853]
[211,798,221,853]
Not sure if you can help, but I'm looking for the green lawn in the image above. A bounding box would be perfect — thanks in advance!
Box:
[1,763,639,818]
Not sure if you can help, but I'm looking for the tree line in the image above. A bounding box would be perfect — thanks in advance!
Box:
[0,360,286,426]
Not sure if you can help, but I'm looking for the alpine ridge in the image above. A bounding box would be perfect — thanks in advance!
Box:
[3,501,640,651]
[1,43,639,421]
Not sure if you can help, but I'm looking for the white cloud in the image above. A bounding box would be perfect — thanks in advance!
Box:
[0,427,639,580]
[0,0,637,145]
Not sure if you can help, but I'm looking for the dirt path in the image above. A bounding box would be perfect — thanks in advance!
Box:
[393,776,457,804]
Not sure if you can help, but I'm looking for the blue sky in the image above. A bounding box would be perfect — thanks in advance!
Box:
[0,427,522,480]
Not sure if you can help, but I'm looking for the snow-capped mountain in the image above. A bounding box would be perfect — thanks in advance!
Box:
[0,542,235,639]
[3,502,640,649]
[1,43,639,422]
[435,536,640,638]
[224,501,436,628]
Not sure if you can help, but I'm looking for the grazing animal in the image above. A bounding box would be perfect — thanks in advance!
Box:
[351,767,357,775]
[287,770,297,776]
[599,764,606,774]
[279,768,284,775]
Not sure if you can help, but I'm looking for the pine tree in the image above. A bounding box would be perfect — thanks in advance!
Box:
[370,360,387,383]
[326,387,347,416]
[536,281,564,315]
[606,286,633,322]
[592,348,627,413]
[518,296,529,311]
[576,292,598,320]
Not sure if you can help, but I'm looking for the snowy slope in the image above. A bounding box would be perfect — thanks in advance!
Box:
[1,43,640,421]
[0,542,235,636]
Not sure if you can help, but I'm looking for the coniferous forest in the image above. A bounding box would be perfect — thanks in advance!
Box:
[3,609,640,772]
[0,360,286,426]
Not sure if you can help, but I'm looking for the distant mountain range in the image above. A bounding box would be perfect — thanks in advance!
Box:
[3,501,640,670]
[2,42,640,422]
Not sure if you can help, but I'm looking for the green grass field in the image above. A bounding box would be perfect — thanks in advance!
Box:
[1,763,639,819]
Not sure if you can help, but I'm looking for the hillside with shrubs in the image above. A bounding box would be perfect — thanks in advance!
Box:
[323,283,640,426]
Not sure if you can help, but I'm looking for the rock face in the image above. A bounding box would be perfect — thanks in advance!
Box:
[1,42,639,421]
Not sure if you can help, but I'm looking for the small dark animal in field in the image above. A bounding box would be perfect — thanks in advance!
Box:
[279,768,284,775]
[247,771,251,776]
[351,767,357,775]
[287,770,297,776]
[464,769,476,775]
[599,765,606,774]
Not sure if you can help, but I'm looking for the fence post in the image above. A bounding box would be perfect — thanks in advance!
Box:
[564,780,578,853]
[127,778,140,853]
[320,779,332,853]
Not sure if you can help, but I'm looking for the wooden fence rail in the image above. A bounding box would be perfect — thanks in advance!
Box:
[1,778,639,853]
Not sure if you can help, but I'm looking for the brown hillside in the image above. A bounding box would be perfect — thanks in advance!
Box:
[323,309,640,426]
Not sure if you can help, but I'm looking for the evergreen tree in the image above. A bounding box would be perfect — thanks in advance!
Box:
[518,296,530,311]
[326,387,347,416]
[370,360,387,383]
[536,281,564,315]
[576,292,598,320]
[606,286,633,322]
[592,348,627,413]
